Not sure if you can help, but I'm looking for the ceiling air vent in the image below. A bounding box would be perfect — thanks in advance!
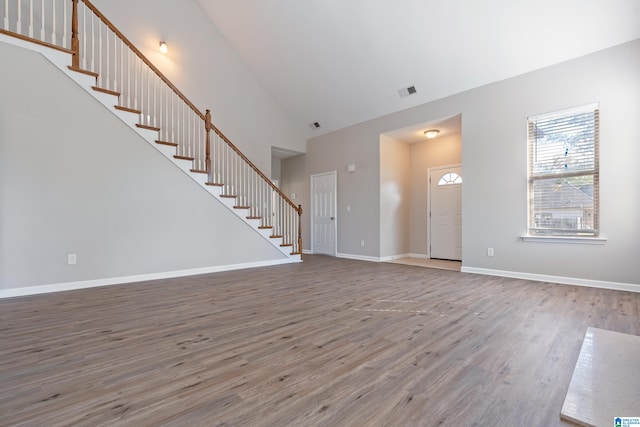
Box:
[397,85,417,98]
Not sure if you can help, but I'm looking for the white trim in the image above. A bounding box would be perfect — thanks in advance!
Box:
[528,102,599,121]
[302,249,314,255]
[521,235,607,245]
[310,171,338,256]
[379,253,411,262]
[0,259,295,299]
[408,253,429,259]
[461,266,639,293]
[336,253,381,263]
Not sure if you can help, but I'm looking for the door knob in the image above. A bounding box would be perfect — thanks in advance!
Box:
[330,217,335,220]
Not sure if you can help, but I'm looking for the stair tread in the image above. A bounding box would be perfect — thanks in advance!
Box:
[68,66,99,78]
[280,243,293,247]
[136,123,161,132]
[246,216,262,220]
[174,155,194,161]
[115,105,141,115]
[205,182,224,187]
[190,169,207,174]
[233,206,250,209]
[156,140,178,147]
[258,226,273,229]
[270,235,283,239]
[220,195,237,199]
[92,86,120,97]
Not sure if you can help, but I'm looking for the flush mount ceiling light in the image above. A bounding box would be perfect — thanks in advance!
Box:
[424,129,440,139]
[159,41,168,54]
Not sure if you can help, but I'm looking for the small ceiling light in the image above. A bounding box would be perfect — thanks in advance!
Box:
[424,129,440,139]
[159,41,168,54]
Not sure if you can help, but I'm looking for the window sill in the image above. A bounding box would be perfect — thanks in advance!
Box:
[521,235,607,245]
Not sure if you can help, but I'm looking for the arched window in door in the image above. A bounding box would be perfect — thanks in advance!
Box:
[438,172,462,185]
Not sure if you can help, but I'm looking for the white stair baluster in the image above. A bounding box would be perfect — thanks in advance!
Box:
[28,0,33,38]
[39,0,43,41]
[16,0,21,34]
[119,38,124,97]
[62,0,66,48]
[145,66,150,126]
[105,23,109,90]
[90,12,95,71]
[51,0,55,45]
[127,46,131,108]
[133,52,137,110]
[3,0,9,31]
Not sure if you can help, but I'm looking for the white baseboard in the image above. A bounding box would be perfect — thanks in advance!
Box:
[379,253,411,262]
[302,249,313,255]
[336,253,382,262]
[408,253,429,259]
[0,259,295,299]
[461,266,640,293]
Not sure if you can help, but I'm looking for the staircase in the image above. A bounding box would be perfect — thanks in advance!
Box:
[0,0,302,261]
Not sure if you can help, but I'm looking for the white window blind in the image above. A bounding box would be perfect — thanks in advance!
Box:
[527,103,599,236]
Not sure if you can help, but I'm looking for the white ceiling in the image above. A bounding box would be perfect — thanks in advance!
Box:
[197,0,640,140]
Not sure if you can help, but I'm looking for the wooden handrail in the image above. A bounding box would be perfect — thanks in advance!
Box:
[79,0,205,121]
[80,0,299,213]
[0,28,74,54]
[6,0,303,234]
[208,121,300,212]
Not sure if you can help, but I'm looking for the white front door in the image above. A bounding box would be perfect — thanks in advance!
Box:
[429,166,462,261]
[311,171,337,255]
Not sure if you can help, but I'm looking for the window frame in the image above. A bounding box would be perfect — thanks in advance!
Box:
[526,103,600,238]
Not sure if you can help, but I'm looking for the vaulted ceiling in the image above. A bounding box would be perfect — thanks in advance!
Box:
[197,1,640,139]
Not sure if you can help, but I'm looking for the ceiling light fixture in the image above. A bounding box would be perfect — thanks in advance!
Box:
[424,129,440,139]
[159,41,168,54]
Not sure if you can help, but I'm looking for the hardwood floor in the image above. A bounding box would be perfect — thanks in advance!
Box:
[1,255,638,426]
[385,257,461,271]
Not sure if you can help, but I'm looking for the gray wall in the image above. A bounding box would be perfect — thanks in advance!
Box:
[283,121,382,257]
[282,39,640,286]
[91,0,306,175]
[0,42,285,289]
[379,135,410,258]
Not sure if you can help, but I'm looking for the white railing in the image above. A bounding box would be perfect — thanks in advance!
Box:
[1,0,302,254]
[1,0,70,48]
[75,0,207,169]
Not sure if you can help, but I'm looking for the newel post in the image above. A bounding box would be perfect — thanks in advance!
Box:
[205,109,212,183]
[71,0,79,68]
[297,205,303,256]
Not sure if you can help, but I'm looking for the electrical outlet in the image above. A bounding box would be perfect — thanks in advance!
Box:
[68,253,77,265]
[487,248,494,257]
[361,240,365,248]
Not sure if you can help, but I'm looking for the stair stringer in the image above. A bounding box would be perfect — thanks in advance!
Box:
[0,34,301,262]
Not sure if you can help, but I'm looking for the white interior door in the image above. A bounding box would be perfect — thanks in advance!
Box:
[429,166,462,261]
[311,171,337,255]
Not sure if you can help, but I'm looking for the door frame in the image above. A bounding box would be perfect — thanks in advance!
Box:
[310,171,338,256]
[427,164,462,259]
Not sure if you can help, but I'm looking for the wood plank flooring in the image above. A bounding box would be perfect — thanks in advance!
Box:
[1,255,639,426]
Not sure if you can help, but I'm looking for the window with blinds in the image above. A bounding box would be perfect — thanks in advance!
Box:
[527,103,599,236]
